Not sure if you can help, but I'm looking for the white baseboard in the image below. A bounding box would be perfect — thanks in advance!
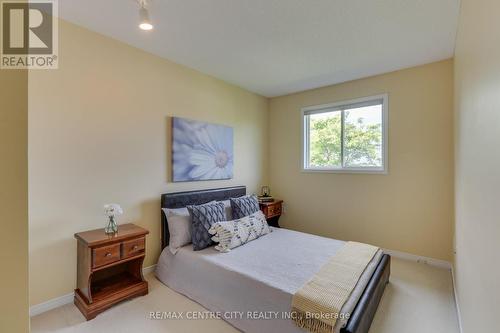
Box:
[382,248,452,270]
[383,248,463,331]
[30,291,74,317]
[30,264,157,317]
[142,264,157,275]
[451,266,464,333]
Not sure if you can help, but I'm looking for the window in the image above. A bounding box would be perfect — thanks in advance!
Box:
[302,94,388,173]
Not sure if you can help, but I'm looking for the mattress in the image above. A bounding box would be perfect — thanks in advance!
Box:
[155,228,382,333]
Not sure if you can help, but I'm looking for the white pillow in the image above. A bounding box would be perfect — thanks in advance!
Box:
[162,207,192,254]
[208,210,271,252]
[162,201,218,254]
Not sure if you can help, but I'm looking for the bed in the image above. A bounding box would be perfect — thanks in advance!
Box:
[156,186,390,333]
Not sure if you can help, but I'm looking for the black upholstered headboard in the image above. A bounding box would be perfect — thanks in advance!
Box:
[160,186,246,250]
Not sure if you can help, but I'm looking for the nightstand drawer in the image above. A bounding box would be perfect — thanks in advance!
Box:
[259,200,283,223]
[267,204,281,217]
[92,243,120,268]
[122,237,145,258]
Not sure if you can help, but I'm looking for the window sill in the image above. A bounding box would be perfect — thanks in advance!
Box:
[301,168,388,175]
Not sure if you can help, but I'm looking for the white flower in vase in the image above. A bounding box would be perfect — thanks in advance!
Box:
[104,204,123,234]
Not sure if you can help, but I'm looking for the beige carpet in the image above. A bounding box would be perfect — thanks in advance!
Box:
[31,258,460,333]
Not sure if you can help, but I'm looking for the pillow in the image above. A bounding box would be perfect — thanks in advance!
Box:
[220,200,233,220]
[230,194,260,219]
[162,207,192,255]
[208,210,271,252]
[162,201,216,254]
[188,201,226,251]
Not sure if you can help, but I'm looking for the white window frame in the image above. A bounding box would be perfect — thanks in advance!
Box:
[301,94,388,174]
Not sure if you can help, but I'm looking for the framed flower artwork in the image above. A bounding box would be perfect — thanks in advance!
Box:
[172,117,234,182]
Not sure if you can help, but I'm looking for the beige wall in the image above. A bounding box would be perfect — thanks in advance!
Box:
[29,20,268,305]
[454,0,500,331]
[269,60,454,261]
[0,69,29,331]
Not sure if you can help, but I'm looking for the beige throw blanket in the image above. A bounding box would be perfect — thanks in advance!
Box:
[291,241,379,333]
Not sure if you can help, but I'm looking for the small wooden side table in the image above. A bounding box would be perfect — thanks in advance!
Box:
[74,223,149,320]
[259,199,283,228]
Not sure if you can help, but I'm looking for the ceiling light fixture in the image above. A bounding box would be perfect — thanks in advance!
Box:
[138,0,153,31]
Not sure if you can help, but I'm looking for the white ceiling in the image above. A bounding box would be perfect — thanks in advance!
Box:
[59,0,461,97]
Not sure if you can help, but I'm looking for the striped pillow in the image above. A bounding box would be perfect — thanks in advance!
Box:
[187,201,226,251]
[208,210,271,252]
[230,194,260,219]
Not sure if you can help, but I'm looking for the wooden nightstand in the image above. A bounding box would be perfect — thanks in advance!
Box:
[259,199,283,228]
[74,223,149,320]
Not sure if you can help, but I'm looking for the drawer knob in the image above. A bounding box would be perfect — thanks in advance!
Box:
[132,245,138,250]
[105,252,112,257]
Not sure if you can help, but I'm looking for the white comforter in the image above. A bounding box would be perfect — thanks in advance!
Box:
[156,227,382,333]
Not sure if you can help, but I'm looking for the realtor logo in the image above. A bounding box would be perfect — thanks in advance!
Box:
[1,0,58,69]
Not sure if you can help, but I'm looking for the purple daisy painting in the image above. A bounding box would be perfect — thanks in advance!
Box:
[172,117,234,182]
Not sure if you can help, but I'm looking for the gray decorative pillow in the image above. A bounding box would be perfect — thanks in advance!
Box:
[230,195,260,219]
[187,201,226,251]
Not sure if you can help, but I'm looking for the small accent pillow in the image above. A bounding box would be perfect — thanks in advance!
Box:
[162,207,193,255]
[188,201,226,251]
[230,194,260,219]
[208,210,272,252]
